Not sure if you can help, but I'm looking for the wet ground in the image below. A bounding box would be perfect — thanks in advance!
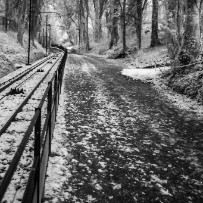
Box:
[59,54,203,202]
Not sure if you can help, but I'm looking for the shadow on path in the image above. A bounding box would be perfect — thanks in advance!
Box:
[60,54,203,203]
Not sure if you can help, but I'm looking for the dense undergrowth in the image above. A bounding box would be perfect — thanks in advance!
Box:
[163,63,203,104]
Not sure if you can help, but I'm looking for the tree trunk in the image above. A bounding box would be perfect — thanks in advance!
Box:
[128,0,143,49]
[183,0,202,59]
[17,24,25,45]
[80,1,86,46]
[109,0,119,49]
[127,0,135,24]
[31,0,41,46]
[5,0,8,32]
[93,0,102,42]
[31,0,35,45]
[93,0,107,42]
[150,0,160,47]
[77,0,81,48]
[78,0,86,48]
[17,0,27,45]
[136,0,142,49]
[122,0,126,52]
[106,11,111,38]
[84,0,90,50]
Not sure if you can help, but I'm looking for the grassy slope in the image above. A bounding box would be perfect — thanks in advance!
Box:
[0,31,45,79]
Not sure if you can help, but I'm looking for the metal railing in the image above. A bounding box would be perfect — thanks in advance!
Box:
[0,48,67,203]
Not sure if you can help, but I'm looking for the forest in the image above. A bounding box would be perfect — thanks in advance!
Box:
[1,1,203,202]
[1,0,203,64]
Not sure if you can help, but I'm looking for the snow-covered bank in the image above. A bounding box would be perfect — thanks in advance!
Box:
[121,67,169,82]
[121,67,203,120]
[0,31,45,79]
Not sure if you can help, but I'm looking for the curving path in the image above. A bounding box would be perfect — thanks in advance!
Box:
[47,54,203,203]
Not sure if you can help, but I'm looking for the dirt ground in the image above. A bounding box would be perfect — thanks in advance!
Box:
[45,54,203,203]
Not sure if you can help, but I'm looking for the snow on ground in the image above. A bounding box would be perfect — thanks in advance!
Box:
[124,46,169,68]
[44,67,72,202]
[0,31,45,79]
[121,66,203,119]
[0,54,54,86]
[0,55,63,202]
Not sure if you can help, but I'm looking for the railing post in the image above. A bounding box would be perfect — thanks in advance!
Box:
[47,82,52,154]
[54,72,58,120]
[35,108,41,203]
[59,70,62,94]
[54,73,57,95]
[57,71,60,104]
[38,32,41,44]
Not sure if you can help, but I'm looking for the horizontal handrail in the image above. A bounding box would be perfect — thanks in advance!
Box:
[0,55,61,137]
[0,48,67,202]
[0,110,40,200]
[23,48,67,202]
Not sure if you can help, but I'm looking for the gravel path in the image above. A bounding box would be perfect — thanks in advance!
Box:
[45,54,203,203]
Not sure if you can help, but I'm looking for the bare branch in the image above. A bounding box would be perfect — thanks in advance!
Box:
[142,0,148,11]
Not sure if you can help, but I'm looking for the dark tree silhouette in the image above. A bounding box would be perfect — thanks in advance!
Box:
[150,0,161,47]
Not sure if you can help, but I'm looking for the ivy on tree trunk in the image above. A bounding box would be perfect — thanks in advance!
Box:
[183,0,202,59]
